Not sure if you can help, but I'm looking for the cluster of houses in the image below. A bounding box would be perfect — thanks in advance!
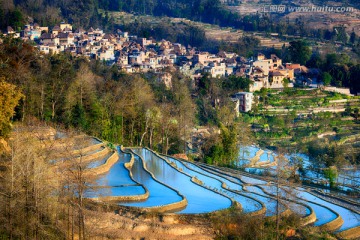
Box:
[4,23,322,112]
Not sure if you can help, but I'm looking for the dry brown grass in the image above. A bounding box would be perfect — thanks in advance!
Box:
[82,204,215,240]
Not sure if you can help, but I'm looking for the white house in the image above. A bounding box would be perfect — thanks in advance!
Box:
[231,92,254,114]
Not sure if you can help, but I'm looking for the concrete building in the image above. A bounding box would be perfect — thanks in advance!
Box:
[60,23,73,31]
[203,62,226,78]
[231,92,254,114]
[38,45,50,54]
[252,58,272,76]
[193,52,209,65]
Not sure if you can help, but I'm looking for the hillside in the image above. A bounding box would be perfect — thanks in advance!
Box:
[226,0,360,35]
[2,0,359,30]
[0,0,238,30]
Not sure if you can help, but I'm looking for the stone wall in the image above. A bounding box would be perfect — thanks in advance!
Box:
[80,147,110,163]
[191,176,204,186]
[142,198,188,213]
[92,191,149,202]
[46,138,105,160]
[299,204,316,226]
[323,86,352,96]
[55,147,111,167]
[70,142,104,156]
[124,152,135,169]
[247,203,267,217]
[119,145,126,152]
[86,151,118,175]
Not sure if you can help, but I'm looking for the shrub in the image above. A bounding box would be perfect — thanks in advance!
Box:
[211,208,304,240]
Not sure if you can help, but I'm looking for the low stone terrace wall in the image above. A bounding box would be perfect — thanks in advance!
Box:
[86,151,118,175]
[92,189,149,202]
[319,214,344,232]
[70,142,104,156]
[79,147,110,163]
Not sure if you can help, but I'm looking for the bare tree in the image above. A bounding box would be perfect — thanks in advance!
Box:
[0,127,60,239]
[55,134,96,240]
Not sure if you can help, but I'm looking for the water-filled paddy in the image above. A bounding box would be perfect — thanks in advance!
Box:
[128,148,231,213]
[86,151,147,199]
[238,146,360,192]
[258,151,275,163]
[84,146,359,234]
[166,156,262,213]
[96,151,137,186]
[238,145,260,160]
[121,153,183,208]
[261,185,360,230]
[295,189,360,231]
[195,164,309,217]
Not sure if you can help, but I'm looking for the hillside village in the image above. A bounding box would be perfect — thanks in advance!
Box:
[4,23,318,90]
[3,22,355,117]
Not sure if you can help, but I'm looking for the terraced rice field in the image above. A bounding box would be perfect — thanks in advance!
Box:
[49,135,360,239]
[239,146,360,193]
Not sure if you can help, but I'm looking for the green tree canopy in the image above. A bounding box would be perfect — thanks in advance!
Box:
[288,40,311,65]
[322,72,332,86]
